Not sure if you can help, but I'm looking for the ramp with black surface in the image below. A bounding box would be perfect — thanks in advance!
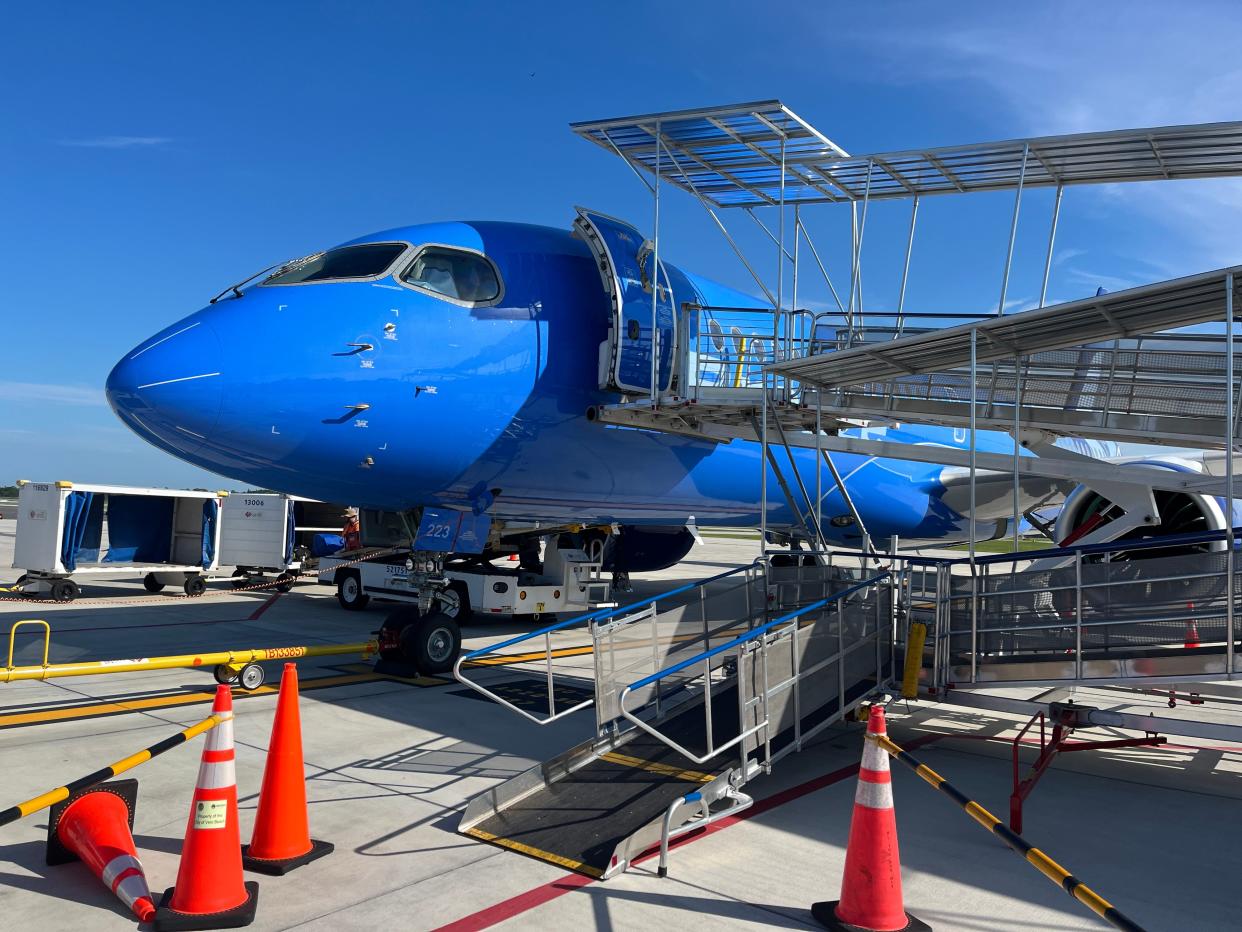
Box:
[461,685,742,878]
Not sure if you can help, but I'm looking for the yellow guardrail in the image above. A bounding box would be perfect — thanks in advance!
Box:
[2,620,376,684]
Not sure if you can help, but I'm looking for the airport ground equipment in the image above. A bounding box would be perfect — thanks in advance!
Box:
[320,508,611,672]
[220,494,345,591]
[2,619,375,690]
[11,480,228,601]
[456,559,895,878]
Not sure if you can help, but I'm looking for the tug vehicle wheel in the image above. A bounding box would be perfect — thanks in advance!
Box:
[336,571,369,611]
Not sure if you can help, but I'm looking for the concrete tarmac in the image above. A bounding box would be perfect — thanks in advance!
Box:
[1,521,1240,930]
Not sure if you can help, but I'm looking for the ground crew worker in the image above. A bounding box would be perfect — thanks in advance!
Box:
[342,507,361,551]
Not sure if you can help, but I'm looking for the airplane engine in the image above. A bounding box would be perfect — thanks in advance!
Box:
[583,526,697,573]
[1053,457,1233,610]
[1053,456,1229,559]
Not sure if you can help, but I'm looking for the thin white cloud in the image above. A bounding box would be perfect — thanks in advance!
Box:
[847,6,1242,273]
[0,381,105,406]
[59,136,171,149]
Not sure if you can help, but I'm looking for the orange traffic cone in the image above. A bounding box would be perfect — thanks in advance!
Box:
[154,685,258,931]
[242,663,333,874]
[1185,604,1200,649]
[45,778,156,922]
[812,705,930,932]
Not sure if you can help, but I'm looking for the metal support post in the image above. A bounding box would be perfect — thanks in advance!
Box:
[895,195,919,337]
[799,219,846,313]
[651,119,661,404]
[777,137,787,372]
[1229,272,1236,676]
[759,371,768,556]
[970,328,979,682]
[997,143,1029,316]
[821,448,875,559]
[1013,354,1022,552]
[1039,185,1063,308]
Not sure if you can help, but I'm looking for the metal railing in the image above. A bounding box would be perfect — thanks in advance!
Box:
[452,563,765,727]
[617,573,892,773]
[809,528,1242,689]
[679,304,989,404]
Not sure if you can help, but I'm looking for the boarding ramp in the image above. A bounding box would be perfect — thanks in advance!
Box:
[455,560,895,878]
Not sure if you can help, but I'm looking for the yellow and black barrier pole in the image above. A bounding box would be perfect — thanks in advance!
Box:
[873,730,1146,932]
[0,637,377,683]
[0,711,224,827]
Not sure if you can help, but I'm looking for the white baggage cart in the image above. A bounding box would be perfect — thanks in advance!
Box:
[11,480,227,601]
[220,494,347,591]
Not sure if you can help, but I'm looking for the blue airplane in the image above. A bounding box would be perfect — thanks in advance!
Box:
[106,211,1200,576]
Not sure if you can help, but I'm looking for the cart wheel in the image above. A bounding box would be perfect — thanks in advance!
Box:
[143,573,165,594]
[275,572,296,593]
[183,576,207,597]
[336,570,369,611]
[15,574,27,587]
[214,664,238,685]
[230,568,249,590]
[400,612,461,674]
[50,580,79,602]
[238,663,265,691]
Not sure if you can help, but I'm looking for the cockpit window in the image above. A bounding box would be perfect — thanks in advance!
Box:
[263,243,408,285]
[401,247,501,304]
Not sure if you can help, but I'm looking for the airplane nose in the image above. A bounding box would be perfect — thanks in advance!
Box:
[106,319,224,455]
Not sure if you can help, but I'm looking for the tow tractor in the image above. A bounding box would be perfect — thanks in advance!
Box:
[318,508,611,673]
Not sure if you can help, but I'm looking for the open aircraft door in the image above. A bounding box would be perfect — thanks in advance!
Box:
[574,208,676,395]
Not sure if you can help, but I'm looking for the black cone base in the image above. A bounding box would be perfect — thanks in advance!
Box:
[811,900,932,932]
[46,778,139,866]
[154,881,259,931]
[242,837,334,875]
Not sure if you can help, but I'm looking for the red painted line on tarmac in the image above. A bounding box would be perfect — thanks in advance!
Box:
[247,593,283,620]
[434,733,942,932]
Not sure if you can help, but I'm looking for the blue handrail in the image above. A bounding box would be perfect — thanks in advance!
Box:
[460,562,759,661]
[626,572,890,692]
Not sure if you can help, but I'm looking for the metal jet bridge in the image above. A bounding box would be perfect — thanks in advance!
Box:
[453,102,1242,879]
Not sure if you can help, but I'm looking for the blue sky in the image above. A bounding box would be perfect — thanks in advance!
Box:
[3,1,1241,488]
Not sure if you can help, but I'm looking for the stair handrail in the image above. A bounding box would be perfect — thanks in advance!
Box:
[452,562,761,726]
[617,572,890,765]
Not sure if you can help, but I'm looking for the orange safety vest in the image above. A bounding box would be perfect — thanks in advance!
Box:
[343,518,360,551]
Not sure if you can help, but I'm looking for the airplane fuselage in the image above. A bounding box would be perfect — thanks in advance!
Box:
[106,220,1045,545]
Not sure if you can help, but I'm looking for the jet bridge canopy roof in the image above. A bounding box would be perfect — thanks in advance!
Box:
[572,102,1242,207]
[769,267,1242,388]
[765,267,1242,448]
